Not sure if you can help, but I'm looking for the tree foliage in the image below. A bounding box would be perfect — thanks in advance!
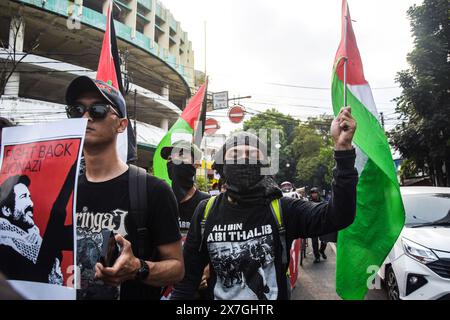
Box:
[243,109,299,184]
[195,175,209,192]
[243,109,334,190]
[293,116,334,189]
[389,0,450,186]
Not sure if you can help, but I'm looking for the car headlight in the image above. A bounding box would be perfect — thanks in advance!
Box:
[402,238,438,264]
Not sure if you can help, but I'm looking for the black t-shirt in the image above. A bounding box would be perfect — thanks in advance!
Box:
[179,190,210,239]
[76,169,181,300]
[200,196,282,300]
[171,149,358,300]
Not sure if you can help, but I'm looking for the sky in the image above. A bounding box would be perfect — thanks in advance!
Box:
[162,0,423,134]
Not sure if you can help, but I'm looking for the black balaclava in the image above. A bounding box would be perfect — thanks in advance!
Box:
[213,132,282,206]
[167,161,196,202]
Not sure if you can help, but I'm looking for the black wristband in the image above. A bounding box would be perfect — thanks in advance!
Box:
[135,259,150,281]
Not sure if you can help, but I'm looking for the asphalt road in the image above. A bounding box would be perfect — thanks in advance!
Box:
[291,241,388,300]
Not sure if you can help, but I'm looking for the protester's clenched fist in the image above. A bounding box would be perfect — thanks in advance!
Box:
[331,106,356,151]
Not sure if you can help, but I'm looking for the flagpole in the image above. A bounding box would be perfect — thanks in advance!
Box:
[343,1,348,107]
[134,88,138,149]
[201,77,209,138]
[204,21,207,76]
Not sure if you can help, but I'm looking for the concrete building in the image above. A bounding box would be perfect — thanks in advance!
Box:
[0,0,198,169]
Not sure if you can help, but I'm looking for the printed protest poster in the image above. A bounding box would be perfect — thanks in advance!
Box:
[0,119,87,300]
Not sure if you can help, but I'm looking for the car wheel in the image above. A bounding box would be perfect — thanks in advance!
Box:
[386,266,400,300]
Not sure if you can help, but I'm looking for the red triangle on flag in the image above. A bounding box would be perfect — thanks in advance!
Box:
[180,82,207,130]
[96,1,121,91]
[334,0,367,86]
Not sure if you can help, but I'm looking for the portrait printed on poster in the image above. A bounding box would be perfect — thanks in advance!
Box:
[0,120,86,298]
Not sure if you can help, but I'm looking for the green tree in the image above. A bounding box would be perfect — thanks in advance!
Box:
[389,0,450,186]
[243,109,299,184]
[243,109,335,189]
[306,114,334,140]
[195,175,209,192]
[293,122,334,190]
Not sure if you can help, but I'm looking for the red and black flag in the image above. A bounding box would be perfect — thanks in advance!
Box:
[97,0,137,162]
[193,76,209,147]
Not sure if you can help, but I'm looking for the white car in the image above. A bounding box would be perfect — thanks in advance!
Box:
[379,187,450,300]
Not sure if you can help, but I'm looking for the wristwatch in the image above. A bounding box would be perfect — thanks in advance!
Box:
[135,259,150,281]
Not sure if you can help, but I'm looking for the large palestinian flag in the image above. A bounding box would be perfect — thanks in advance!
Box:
[332,0,405,300]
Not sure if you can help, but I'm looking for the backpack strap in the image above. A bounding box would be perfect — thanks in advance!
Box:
[269,198,288,265]
[128,164,150,259]
[199,196,217,252]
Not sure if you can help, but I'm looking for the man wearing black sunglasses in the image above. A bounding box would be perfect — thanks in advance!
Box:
[65,76,183,300]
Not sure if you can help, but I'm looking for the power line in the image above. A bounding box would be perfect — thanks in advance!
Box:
[212,74,401,91]
[250,92,396,106]
[266,82,329,90]
[3,54,402,106]
[244,100,330,110]
[266,81,399,91]
[8,54,401,95]
[371,86,400,90]
[2,51,195,93]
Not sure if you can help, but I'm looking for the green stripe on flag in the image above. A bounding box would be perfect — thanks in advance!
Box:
[331,73,397,184]
[332,72,405,300]
[153,118,193,185]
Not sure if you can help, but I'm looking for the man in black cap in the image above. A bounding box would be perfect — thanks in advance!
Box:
[171,107,358,300]
[65,76,183,300]
[160,140,212,299]
[160,140,210,243]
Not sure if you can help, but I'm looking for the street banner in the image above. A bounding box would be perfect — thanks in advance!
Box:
[0,119,87,299]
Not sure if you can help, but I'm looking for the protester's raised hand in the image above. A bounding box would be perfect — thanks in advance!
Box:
[331,107,356,150]
[95,234,141,286]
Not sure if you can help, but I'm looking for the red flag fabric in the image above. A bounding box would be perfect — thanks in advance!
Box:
[334,0,367,86]
[96,0,136,162]
[96,1,121,90]
[180,82,207,129]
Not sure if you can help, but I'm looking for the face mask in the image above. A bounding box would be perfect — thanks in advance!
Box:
[167,162,196,202]
[223,163,265,192]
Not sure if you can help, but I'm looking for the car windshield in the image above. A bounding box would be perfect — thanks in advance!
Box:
[404,193,450,226]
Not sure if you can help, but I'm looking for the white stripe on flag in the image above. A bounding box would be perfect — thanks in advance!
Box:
[346,83,379,175]
[347,84,380,121]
